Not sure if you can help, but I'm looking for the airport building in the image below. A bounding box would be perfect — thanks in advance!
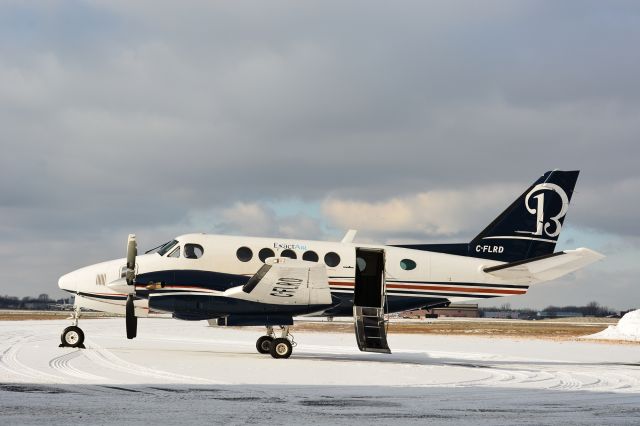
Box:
[401,304,480,318]
[482,310,522,319]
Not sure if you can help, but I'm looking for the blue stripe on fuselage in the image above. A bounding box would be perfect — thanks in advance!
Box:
[135,270,250,291]
[79,269,486,316]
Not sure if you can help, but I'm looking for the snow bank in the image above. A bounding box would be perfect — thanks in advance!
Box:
[584,309,640,341]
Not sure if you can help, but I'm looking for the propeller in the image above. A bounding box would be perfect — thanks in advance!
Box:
[125,234,137,339]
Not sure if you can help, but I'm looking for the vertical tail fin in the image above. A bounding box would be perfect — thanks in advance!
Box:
[471,170,580,262]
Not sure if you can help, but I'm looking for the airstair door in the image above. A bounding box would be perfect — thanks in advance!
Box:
[353,248,391,354]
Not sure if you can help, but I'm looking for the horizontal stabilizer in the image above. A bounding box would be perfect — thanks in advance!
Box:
[483,248,605,284]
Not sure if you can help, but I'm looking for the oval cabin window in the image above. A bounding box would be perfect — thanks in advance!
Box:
[236,247,253,262]
[324,252,341,267]
[302,251,319,262]
[280,249,297,259]
[259,248,275,263]
[400,259,416,270]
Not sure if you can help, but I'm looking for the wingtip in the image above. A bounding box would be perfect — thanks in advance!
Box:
[571,247,606,261]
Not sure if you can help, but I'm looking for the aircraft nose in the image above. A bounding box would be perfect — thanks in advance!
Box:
[58,272,77,292]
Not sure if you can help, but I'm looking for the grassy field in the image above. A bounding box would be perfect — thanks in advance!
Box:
[0,310,115,321]
[0,310,622,341]
[291,319,614,339]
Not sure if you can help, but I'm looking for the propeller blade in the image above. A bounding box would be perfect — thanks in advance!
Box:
[126,294,137,339]
[125,234,138,339]
[126,234,137,286]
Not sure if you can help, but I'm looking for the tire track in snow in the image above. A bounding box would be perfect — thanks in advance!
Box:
[518,370,557,386]
[48,350,110,382]
[0,333,28,380]
[547,371,584,391]
[597,370,640,391]
[82,340,227,385]
[414,350,640,393]
[0,333,67,383]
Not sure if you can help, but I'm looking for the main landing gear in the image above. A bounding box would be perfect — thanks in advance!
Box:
[255,326,294,359]
[59,305,86,349]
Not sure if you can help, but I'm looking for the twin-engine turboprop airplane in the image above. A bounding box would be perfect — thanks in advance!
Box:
[57,170,604,358]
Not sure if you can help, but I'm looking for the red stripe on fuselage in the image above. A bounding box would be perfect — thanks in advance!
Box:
[132,282,525,296]
[329,281,526,295]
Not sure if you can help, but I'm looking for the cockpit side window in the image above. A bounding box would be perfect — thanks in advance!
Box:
[157,240,178,256]
[168,246,181,258]
[184,244,204,259]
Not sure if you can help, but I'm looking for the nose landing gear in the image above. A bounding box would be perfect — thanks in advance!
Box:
[59,305,86,349]
[255,326,294,359]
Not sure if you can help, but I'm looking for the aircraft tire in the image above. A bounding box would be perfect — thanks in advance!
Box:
[256,336,274,354]
[269,338,292,359]
[61,326,85,348]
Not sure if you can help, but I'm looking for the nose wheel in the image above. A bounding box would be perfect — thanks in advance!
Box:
[60,326,85,348]
[59,304,86,349]
[256,326,294,358]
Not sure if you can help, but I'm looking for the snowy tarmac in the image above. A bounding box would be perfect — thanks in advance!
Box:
[1,318,639,425]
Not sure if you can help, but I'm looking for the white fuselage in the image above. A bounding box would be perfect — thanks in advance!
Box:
[58,233,527,317]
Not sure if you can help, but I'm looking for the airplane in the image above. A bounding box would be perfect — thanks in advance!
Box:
[57,170,604,358]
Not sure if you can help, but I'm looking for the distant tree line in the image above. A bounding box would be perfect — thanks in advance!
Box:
[0,294,74,310]
[540,301,616,317]
[479,301,617,318]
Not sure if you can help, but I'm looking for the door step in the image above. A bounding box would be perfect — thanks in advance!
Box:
[353,306,391,354]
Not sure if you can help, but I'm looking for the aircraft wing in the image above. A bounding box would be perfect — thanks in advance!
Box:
[225,257,333,307]
[483,248,605,284]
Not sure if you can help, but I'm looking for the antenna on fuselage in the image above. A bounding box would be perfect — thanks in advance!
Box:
[341,229,357,244]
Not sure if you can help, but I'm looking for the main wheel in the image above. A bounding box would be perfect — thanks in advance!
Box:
[269,338,292,359]
[60,326,85,348]
[256,336,274,354]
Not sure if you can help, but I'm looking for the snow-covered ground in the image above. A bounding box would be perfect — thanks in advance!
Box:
[584,309,640,342]
[1,318,639,425]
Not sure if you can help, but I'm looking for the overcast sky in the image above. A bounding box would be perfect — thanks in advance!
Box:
[1,1,638,310]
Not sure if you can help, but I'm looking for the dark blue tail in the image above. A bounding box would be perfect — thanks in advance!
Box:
[394,170,580,262]
[470,170,579,261]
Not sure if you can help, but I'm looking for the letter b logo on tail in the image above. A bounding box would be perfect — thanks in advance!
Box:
[516,183,569,238]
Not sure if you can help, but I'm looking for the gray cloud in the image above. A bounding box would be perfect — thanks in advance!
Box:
[0,1,638,306]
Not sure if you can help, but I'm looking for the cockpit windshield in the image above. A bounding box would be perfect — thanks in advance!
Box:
[155,240,179,256]
[145,241,169,254]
